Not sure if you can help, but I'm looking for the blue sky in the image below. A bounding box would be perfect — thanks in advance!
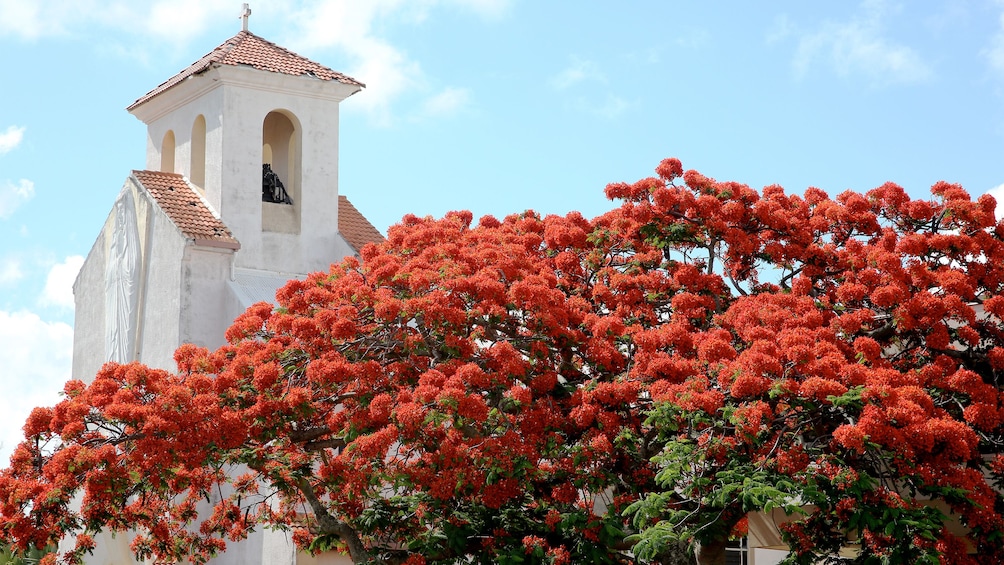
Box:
[3,0,1004,461]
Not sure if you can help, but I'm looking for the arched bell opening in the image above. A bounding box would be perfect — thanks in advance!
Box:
[261,110,301,234]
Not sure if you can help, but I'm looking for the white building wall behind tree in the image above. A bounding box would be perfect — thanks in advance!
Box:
[73,176,188,381]
[71,29,375,565]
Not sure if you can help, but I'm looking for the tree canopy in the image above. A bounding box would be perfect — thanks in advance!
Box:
[3,158,1004,565]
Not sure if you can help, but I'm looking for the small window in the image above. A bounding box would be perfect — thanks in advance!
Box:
[725,537,748,565]
[191,115,206,189]
[161,130,175,173]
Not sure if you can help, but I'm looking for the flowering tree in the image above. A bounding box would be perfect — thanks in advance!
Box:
[0,207,669,565]
[615,163,1004,564]
[2,158,1004,565]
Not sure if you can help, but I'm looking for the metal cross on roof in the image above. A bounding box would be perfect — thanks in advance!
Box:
[240,3,251,32]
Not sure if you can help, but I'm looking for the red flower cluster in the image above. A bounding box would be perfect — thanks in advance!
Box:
[4,158,1004,565]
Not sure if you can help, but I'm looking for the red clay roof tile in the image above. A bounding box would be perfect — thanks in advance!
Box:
[132,171,381,257]
[339,195,384,253]
[132,170,240,250]
[128,31,363,110]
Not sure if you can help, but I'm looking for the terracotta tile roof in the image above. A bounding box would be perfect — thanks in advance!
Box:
[128,31,364,110]
[132,170,240,250]
[339,195,384,253]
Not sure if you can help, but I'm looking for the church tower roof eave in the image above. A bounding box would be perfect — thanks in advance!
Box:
[189,238,241,251]
[127,64,361,126]
[126,30,364,113]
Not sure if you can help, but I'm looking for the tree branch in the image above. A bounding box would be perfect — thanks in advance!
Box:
[295,477,370,563]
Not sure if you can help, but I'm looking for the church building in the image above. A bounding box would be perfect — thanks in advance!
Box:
[72,23,383,382]
[70,15,382,564]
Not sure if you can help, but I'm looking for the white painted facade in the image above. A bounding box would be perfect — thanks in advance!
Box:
[71,34,363,565]
[73,174,238,381]
[130,64,361,274]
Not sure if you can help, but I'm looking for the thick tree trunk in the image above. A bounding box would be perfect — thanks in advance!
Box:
[657,539,698,565]
[694,538,726,565]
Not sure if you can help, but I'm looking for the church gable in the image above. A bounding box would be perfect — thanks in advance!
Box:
[132,170,239,250]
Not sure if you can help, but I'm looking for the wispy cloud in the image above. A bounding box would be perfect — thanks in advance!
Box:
[0,259,22,285]
[417,87,472,119]
[783,0,933,86]
[283,0,511,126]
[0,0,234,44]
[0,180,34,219]
[982,9,1004,77]
[550,57,605,90]
[0,1,510,125]
[987,183,1004,221]
[0,310,72,465]
[39,255,84,309]
[674,28,710,50]
[444,0,509,20]
[574,94,631,120]
[549,57,629,119]
[766,14,796,44]
[0,125,24,155]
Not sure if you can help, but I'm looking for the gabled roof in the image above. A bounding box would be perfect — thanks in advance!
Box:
[131,169,381,254]
[338,195,385,253]
[132,170,382,255]
[127,31,364,111]
[131,170,240,250]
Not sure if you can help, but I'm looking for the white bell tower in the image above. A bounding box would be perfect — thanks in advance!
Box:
[126,27,364,274]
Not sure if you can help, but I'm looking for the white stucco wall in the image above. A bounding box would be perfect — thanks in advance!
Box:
[72,175,242,380]
[179,246,236,354]
[216,66,359,274]
[140,82,226,210]
[133,200,185,372]
[73,177,180,380]
[71,209,110,382]
[131,65,361,278]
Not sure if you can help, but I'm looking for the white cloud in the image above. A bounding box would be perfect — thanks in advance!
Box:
[0,125,24,155]
[39,255,84,309]
[575,94,631,120]
[983,12,1004,77]
[0,1,508,124]
[788,1,933,85]
[143,0,235,42]
[0,179,34,219]
[0,259,22,285]
[418,86,471,118]
[0,128,31,219]
[445,0,509,19]
[0,310,73,465]
[674,28,710,50]
[0,0,234,43]
[987,183,1004,221]
[283,0,510,126]
[549,58,629,119]
[550,57,605,90]
[285,2,410,124]
[766,14,795,44]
